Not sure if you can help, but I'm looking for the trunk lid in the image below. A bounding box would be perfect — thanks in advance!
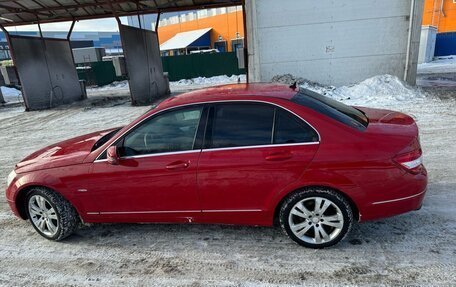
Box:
[356,107,423,172]
[357,106,418,138]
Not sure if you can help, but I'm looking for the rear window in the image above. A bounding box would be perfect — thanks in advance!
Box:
[291,89,369,131]
[273,109,319,144]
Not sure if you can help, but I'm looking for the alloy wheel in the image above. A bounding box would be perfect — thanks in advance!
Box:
[28,195,59,237]
[288,196,344,244]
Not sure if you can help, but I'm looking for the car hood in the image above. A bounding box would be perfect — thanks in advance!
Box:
[15,128,119,173]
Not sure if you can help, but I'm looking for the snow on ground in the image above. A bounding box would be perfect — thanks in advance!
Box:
[87,80,129,91]
[418,56,456,74]
[416,56,456,88]
[0,75,455,286]
[87,74,246,95]
[1,74,246,104]
[172,74,246,86]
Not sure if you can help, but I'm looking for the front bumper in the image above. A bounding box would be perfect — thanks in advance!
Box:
[6,198,21,218]
[5,176,23,219]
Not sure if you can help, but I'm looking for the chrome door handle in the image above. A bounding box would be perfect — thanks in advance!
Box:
[166,161,190,170]
[265,152,293,161]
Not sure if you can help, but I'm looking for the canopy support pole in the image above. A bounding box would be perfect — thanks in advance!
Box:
[67,20,76,40]
[37,20,43,38]
[155,11,161,32]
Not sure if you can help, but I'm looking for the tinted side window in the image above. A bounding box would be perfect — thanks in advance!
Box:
[206,103,274,148]
[274,109,319,144]
[121,107,202,156]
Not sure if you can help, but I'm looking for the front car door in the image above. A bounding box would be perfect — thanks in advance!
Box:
[84,105,206,223]
[197,101,320,225]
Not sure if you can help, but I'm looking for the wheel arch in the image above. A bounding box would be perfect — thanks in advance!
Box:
[272,185,360,226]
[14,184,79,220]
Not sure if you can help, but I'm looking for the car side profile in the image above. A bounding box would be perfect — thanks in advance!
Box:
[5,83,427,248]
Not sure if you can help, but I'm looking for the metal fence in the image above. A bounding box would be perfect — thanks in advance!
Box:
[161,52,245,81]
[77,52,245,86]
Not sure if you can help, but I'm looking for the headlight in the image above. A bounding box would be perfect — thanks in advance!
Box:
[7,170,16,187]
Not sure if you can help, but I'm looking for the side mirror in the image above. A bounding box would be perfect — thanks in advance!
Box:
[107,146,119,165]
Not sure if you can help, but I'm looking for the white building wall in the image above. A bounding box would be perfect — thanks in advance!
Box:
[418,25,437,64]
[245,0,424,86]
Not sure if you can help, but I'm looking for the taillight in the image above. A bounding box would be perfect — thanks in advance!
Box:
[393,148,423,174]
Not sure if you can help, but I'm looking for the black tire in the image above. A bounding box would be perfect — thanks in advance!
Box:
[279,188,353,248]
[26,187,80,241]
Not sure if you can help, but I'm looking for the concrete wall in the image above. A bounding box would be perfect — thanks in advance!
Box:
[245,0,424,86]
[119,25,168,105]
[10,35,82,110]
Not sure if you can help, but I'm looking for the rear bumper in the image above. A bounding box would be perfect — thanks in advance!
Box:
[361,188,426,221]
[359,167,428,222]
[371,189,426,206]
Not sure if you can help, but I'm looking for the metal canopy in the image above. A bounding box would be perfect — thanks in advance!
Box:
[0,0,242,27]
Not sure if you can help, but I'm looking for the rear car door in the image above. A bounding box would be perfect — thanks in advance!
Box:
[197,102,320,225]
[85,105,206,222]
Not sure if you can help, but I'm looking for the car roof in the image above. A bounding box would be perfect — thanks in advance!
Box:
[157,83,297,109]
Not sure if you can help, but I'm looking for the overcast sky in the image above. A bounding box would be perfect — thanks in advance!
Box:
[6,17,128,33]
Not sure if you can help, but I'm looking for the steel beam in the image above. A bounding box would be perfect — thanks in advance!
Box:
[0,1,241,26]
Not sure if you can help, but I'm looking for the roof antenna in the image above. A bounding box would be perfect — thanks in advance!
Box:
[289,81,297,90]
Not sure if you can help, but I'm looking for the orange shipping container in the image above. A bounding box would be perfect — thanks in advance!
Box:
[422,0,456,32]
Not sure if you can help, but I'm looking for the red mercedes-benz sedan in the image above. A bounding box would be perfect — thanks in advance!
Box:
[5,83,427,248]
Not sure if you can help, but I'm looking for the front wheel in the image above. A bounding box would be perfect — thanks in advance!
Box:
[279,188,353,248]
[26,187,80,241]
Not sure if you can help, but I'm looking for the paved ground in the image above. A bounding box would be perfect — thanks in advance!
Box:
[0,86,455,286]
[417,73,456,88]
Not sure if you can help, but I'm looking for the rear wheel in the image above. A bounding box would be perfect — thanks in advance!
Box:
[279,188,353,248]
[26,187,79,241]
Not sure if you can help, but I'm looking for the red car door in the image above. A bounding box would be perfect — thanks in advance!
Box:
[197,102,320,225]
[83,105,206,222]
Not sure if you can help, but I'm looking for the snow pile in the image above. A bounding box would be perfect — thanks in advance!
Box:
[328,75,425,106]
[271,74,329,95]
[418,55,456,74]
[273,74,425,107]
[1,86,22,103]
[172,74,246,86]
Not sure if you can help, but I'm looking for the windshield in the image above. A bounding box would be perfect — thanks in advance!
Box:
[291,89,369,131]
